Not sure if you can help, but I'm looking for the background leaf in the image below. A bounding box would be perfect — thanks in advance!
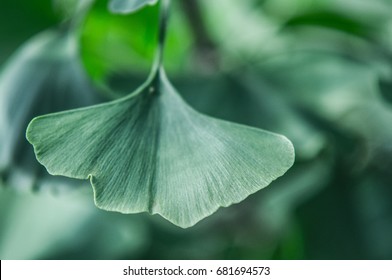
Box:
[0,187,148,259]
[109,0,158,14]
[0,29,102,191]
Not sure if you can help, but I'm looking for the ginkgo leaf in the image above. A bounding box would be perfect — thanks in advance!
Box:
[0,30,100,191]
[27,66,294,228]
[109,0,158,14]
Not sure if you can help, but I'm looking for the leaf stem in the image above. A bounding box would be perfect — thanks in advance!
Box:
[179,0,219,71]
[153,0,170,73]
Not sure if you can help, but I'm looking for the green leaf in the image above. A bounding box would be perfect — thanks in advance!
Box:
[353,173,392,259]
[52,0,94,19]
[260,52,392,167]
[284,11,375,39]
[27,67,295,228]
[109,0,158,14]
[256,155,332,233]
[0,187,148,259]
[0,29,100,191]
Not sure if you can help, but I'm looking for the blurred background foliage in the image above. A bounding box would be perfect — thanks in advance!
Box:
[1,0,392,259]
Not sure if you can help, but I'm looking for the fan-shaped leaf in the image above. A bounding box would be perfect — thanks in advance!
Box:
[27,67,294,228]
[109,0,158,14]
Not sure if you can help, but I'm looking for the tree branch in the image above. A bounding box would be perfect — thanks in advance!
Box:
[179,0,219,71]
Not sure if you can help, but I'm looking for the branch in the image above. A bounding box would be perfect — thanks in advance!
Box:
[179,0,219,71]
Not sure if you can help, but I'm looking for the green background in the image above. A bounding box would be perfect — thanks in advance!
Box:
[1,0,392,259]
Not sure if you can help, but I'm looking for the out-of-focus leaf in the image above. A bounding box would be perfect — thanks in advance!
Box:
[264,53,379,114]
[0,188,91,259]
[259,0,392,64]
[284,11,374,39]
[353,173,392,259]
[0,187,148,259]
[175,73,325,160]
[82,0,190,79]
[256,155,332,233]
[27,66,294,228]
[261,52,392,166]
[200,0,284,60]
[53,0,94,19]
[262,0,392,23]
[378,78,392,104]
[0,29,102,191]
[81,1,159,79]
[109,0,158,14]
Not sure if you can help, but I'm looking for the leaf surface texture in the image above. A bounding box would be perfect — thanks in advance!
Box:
[27,68,294,227]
